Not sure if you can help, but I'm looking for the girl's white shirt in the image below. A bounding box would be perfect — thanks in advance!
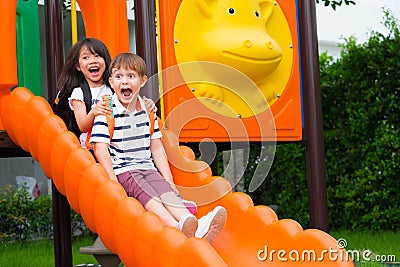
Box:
[68,84,113,148]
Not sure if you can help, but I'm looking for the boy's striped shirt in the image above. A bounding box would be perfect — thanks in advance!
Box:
[90,95,162,175]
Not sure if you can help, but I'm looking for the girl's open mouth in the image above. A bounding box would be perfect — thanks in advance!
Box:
[89,67,100,75]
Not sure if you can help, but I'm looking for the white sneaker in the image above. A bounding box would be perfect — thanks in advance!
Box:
[177,213,198,238]
[195,206,227,243]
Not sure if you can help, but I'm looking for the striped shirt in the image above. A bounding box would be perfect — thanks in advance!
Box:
[89,94,162,175]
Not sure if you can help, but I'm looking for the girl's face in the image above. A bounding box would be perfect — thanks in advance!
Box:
[76,45,106,88]
[109,67,147,109]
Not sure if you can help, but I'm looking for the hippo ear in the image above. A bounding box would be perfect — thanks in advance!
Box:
[196,0,217,19]
[258,0,274,21]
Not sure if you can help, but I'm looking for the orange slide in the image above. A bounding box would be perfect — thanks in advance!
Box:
[0,0,353,266]
[0,88,354,267]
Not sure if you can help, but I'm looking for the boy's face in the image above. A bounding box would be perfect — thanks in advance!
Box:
[109,67,147,109]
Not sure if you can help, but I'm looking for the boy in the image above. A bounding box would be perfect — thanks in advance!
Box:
[90,53,227,242]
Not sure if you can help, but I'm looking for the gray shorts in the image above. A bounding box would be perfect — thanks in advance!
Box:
[117,169,173,207]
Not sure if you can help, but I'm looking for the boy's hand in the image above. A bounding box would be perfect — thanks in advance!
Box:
[143,96,158,112]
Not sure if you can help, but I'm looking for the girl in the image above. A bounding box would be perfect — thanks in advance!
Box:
[56,38,154,149]
[56,38,113,149]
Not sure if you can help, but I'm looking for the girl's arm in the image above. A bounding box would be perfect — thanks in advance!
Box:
[72,99,111,133]
[94,142,118,182]
[150,138,175,186]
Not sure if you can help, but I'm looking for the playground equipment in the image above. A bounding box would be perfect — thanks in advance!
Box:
[0,87,353,267]
[0,0,343,266]
[159,0,302,142]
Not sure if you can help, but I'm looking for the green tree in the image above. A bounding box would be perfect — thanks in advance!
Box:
[321,10,400,230]
[245,10,400,231]
[316,0,356,10]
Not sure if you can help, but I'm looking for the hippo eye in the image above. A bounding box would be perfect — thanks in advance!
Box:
[227,8,235,15]
[255,11,260,18]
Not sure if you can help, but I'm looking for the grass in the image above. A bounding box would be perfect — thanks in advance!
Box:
[0,235,98,267]
[0,231,398,266]
[330,230,400,266]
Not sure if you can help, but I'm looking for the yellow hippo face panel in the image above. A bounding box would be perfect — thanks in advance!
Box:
[174,0,294,118]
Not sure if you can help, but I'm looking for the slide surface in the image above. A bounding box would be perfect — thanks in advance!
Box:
[0,87,354,267]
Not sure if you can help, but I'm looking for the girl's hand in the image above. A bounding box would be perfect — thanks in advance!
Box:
[143,96,157,112]
[92,100,112,116]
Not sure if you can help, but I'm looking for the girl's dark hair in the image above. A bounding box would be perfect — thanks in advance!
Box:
[56,38,112,97]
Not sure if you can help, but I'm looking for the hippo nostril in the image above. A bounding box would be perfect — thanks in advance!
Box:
[243,40,252,48]
[266,41,274,49]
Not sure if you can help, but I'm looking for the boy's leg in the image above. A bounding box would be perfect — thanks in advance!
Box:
[180,198,198,214]
[145,197,197,238]
[144,197,178,227]
[118,171,178,226]
[142,170,194,220]
[119,170,197,238]
[159,191,191,221]
[158,192,198,238]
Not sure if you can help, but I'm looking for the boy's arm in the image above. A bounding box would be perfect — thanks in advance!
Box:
[94,142,118,182]
[150,138,174,185]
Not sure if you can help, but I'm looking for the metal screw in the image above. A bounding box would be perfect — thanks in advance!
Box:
[237,114,242,118]
[174,39,179,44]
[191,88,196,92]
[277,93,281,98]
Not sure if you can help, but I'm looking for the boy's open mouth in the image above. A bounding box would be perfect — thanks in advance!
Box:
[121,88,133,98]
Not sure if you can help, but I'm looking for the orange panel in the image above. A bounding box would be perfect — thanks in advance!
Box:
[0,111,4,129]
[0,0,18,129]
[0,0,17,93]
[77,0,130,58]
[158,0,302,142]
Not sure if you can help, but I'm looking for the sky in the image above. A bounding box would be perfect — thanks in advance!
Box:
[316,0,400,43]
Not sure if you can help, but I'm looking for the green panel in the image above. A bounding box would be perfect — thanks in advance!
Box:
[16,0,42,96]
